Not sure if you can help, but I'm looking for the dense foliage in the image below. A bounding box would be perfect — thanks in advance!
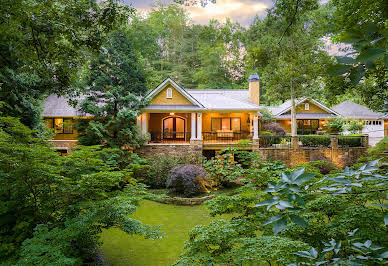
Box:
[0,117,159,264]
[0,0,130,129]
[78,29,148,148]
[176,157,388,265]
[166,165,208,197]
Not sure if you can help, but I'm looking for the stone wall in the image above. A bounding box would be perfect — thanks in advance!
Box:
[255,147,367,168]
[136,143,203,157]
[51,140,78,154]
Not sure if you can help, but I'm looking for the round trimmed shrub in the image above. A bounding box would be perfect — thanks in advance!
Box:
[166,164,208,197]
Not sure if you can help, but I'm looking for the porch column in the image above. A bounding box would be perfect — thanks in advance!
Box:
[191,113,197,140]
[141,113,148,135]
[253,114,259,140]
[196,112,202,140]
[137,115,141,132]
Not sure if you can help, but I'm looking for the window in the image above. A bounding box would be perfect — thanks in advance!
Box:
[45,118,73,134]
[211,117,241,131]
[297,119,319,135]
[166,87,172,98]
[305,103,309,110]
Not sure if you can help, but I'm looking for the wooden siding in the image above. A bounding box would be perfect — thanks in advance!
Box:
[285,100,330,114]
[150,85,194,105]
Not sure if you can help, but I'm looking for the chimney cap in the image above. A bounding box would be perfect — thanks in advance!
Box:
[249,74,260,82]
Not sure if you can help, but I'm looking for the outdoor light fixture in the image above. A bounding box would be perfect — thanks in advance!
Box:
[170,113,175,115]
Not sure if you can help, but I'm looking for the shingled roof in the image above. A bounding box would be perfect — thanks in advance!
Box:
[331,100,384,119]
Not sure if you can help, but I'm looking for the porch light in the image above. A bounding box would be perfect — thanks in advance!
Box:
[170,113,175,115]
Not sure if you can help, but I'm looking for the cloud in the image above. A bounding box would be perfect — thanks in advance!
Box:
[185,0,271,26]
[125,0,272,26]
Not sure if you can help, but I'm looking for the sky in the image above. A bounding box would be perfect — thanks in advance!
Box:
[122,0,273,26]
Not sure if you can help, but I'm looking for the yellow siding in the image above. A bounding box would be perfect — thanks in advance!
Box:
[285,100,329,114]
[150,85,194,105]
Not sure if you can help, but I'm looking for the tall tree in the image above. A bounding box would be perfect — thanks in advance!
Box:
[246,0,328,136]
[78,29,148,148]
[0,0,131,128]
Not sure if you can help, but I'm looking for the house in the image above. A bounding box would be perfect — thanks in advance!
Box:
[331,100,387,145]
[266,97,340,135]
[42,74,387,157]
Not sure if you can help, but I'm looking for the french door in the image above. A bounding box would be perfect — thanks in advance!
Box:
[163,117,185,139]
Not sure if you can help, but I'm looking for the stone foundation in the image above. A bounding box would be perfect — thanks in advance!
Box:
[136,143,203,157]
[255,147,367,168]
[51,140,78,154]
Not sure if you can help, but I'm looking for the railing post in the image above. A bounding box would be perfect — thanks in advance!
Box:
[330,135,339,150]
[361,135,369,147]
[291,136,299,150]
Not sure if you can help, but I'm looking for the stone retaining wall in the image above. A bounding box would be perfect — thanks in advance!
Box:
[255,147,367,168]
[136,143,202,157]
[155,195,215,206]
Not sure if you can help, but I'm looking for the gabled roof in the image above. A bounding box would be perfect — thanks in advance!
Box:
[186,89,261,111]
[266,97,340,117]
[146,78,204,108]
[331,100,385,119]
[43,94,87,117]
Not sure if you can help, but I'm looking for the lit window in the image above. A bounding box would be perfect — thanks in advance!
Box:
[54,118,64,134]
[305,103,309,110]
[166,87,172,98]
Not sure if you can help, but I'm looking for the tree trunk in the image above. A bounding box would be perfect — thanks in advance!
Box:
[290,78,297,136]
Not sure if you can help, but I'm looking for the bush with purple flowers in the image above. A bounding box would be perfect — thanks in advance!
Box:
[166,165,208,197]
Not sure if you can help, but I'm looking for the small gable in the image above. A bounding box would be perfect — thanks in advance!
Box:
[150,85,194,105]
[285,100,331,114]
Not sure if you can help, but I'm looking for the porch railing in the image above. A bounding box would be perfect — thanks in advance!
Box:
[202,131,251,144]
[149,131,191,143]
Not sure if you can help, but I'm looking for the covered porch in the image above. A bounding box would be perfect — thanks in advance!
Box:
[138,111,260,144]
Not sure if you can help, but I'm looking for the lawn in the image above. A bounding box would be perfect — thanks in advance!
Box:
[100,199,229,266]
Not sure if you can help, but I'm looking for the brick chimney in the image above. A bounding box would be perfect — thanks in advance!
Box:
[249,74,260,105]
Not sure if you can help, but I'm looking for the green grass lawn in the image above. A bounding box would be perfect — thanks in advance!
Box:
[100,200,229,266]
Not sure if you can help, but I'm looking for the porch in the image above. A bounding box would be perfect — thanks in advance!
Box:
[138,112,259,145]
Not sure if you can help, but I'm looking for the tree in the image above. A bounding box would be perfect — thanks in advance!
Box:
[0,0,131,128]
[246,0,327,136]
[78,29,148,149]
[0,116,159,264]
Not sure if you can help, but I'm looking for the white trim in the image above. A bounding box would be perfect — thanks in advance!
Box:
[166,87,172,98]
[191,113,196,140]
[146,78,204,107]
[275,97,341,117]
[196,112,202,140]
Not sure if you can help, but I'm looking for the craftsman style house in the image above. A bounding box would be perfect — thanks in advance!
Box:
[43,74,387,154]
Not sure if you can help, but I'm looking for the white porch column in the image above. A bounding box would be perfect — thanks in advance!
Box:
[196,112,202,140]
[191,113,196,140]
[137,115,141,133]
[253,114,259,140]
[141,113,148,136]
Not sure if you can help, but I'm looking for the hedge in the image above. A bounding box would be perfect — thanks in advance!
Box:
[299,135,331,147]
[338,136,362,147]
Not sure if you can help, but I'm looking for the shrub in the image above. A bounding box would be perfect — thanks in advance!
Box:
[134,153,203,188]
[259,131,272,136]
[346,119,364,134]
[260,109,276,124]
[300,135,330,147]
[308,160,337,174]
[203,151,244,187]
[325,117,345,133]
[166,165,208,197]
[338,136,362,147]
[263,122,286,136]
